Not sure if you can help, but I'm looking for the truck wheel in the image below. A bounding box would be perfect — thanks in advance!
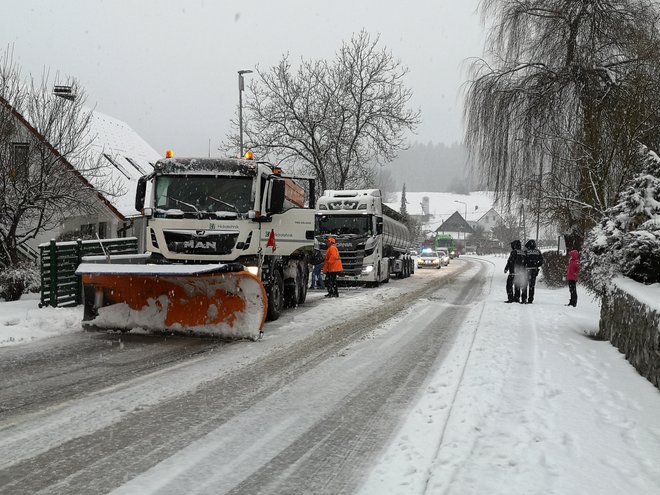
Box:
[297,265,308,304]
[266,270,284,321]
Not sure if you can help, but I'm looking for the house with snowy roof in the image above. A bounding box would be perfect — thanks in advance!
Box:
[0,88,160,258]
[59,110,161,245]
[472,207,504,237]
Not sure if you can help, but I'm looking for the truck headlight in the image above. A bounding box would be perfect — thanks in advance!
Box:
[362,265,374,274]
[246,266,259,276]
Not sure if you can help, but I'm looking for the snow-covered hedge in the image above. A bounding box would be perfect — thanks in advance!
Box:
[0,262,40,301]
[582,145,660,296]
[599,279,660,389]
[540,251,567,288]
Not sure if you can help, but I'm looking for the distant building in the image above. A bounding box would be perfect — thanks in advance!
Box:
[435,211,474,251]
[474,208,504,237]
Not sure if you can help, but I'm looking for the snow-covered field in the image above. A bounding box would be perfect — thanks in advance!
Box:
[1,256,659,494]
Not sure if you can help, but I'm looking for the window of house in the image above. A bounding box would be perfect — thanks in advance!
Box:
[10,142,29,180]
[98,222,107,239]
[80,223,95,238]
[117,222,130,238]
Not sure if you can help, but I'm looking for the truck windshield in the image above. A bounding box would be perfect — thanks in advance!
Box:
[316,215,372,236]
[154,175,253,216]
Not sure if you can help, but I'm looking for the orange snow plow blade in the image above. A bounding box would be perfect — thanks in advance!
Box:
[76,263,267,339]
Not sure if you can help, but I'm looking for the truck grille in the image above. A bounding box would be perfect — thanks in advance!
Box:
[163,230,239,255]
[336,247,364,276]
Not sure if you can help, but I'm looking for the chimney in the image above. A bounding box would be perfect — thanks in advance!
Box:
[421,196,430,216]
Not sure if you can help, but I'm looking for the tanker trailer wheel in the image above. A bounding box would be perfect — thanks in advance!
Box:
[267,270,284,321]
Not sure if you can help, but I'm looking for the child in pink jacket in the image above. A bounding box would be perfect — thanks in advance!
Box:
[566,250,580,307]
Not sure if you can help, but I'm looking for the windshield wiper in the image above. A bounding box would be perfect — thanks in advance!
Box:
[208,195,240,215]
[158,195,206,218]
[170,197,201,214]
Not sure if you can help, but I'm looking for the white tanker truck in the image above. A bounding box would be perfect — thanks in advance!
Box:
[315,189,413,285]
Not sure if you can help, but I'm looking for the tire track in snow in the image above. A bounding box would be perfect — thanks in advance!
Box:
[0,262,484,494]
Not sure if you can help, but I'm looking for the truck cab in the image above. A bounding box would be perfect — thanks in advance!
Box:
[135,156,316,320]
[315,189,412,285]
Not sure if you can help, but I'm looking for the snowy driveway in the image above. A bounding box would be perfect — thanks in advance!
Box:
[0,259,489,494]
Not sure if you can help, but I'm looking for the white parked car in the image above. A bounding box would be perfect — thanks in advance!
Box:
[436,248,450,266]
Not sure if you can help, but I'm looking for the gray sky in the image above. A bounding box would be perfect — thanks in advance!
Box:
[2,0,485,158]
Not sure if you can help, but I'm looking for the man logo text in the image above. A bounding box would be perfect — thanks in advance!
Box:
[184,240,217,250]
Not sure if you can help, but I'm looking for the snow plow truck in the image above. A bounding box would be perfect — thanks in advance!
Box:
[76,155,316,339]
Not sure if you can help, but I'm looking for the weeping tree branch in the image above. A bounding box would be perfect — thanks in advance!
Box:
[465,0,660,243]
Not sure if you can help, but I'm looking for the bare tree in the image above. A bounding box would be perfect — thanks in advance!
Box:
[0,48,111,268]
[229,31,420,192]
[373,167,397,202]
[491,213,523,244]
[464,0,660,247]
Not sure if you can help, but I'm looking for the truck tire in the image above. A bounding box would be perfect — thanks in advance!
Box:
[266,270,284,321]
[296,265,308,304]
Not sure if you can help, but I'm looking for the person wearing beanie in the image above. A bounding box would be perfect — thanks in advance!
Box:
[566,250,580,307]
[504,239,525,303]
[522,239,544,304]
[323,237,343,298]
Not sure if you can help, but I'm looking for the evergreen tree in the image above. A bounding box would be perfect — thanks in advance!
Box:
[583,145,660,295]
[400,183,408,218]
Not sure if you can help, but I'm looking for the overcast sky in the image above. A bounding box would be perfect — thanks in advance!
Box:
[2,0,485,158]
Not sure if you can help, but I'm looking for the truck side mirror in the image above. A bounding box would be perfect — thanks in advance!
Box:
[376,217,383,235]
[268,178,286,214]
[135,176,147,211]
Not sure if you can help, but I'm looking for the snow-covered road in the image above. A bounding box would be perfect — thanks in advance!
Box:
[3,255,659,494]
[0,259,489,494]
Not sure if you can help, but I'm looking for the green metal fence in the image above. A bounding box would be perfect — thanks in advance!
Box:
[39,237,139,308]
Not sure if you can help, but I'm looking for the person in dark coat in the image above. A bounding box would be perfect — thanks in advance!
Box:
[323,237,343,298]
[566,250,580,307]
[310,249,325,290]
[522,239,544,304]
[504,240,525,303]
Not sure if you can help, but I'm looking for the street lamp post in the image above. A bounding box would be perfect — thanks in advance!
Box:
[454,200,468,250]
[238,69,253,158]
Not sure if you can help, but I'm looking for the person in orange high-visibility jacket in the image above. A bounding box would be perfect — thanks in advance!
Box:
[323,237,343,298]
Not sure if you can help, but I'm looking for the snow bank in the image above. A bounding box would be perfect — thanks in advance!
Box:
[0,294,82,347]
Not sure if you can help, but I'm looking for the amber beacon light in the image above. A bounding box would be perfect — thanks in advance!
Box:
[165,149,174,158]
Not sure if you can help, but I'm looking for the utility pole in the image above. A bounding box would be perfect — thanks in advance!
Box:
[454,200,467,250]
[238,69,253,157]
